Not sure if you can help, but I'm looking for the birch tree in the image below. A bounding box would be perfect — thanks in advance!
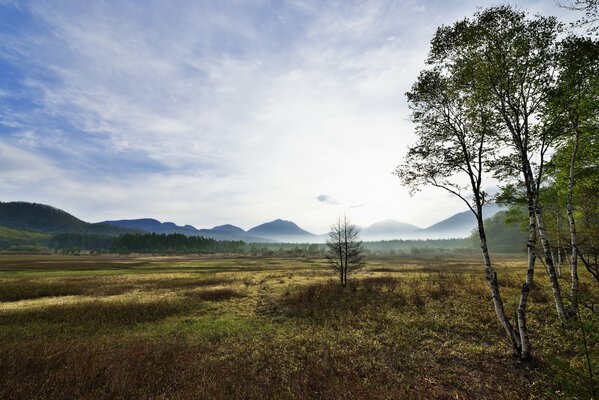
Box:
[428,6,569,324]
[395,66,524,354]
[395,58,525,354]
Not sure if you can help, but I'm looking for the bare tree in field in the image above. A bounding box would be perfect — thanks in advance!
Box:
[326,215,365,287]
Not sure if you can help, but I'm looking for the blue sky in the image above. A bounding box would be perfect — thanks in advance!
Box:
[0,0,576,232]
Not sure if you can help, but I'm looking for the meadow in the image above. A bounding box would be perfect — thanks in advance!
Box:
[0,254,597,399]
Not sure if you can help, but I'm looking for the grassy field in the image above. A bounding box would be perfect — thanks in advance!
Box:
[0,254,597,399]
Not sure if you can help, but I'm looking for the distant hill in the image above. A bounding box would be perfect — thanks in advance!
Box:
[102,219,272,242]
[103,218,200,235]
[422,203,501,238]
[247,219,317,242]
[361,204,503,240]
[212,224,246,234]
[361,219,422,241]
[0,202,136,235]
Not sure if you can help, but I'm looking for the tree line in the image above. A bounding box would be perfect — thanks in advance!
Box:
[43,232,497,256]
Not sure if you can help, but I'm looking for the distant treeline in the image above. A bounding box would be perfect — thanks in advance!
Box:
[43,233,504,255]
[51,233,114,251]
[111,233,247,254]
[362,238,475,255]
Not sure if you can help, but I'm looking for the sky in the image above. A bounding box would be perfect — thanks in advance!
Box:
[0,0,577,233]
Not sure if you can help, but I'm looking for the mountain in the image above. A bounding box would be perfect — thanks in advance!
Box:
[212,224,246,234]
[1,200,505,244]
[102,219,272,242]
[361,219,422,241]
[360,204,503,240]
[247,219,317,242]
[103,218,200,235]
[0,202,136,235]
[422,203,502,238]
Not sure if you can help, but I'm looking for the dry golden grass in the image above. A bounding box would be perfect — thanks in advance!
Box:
[0,254,597,399]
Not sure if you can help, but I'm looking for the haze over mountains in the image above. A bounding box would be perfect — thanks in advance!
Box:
[103,218,274,243]
[360,204,502,241]
[247,219,317,243]
[0,202,502,243]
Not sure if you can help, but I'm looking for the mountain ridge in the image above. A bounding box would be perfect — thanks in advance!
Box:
[103,218,272,243]
[0,202,138,236]
[212,224,246,234]
[360,204,502,240]
[0,201,503,242]
[360,219,422,241]
[247,219,317,242]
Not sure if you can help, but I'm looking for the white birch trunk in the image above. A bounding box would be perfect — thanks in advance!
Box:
[567,129,580,317]
[523,158,567,322]
[535,207,568,321]
[517,199,537,360]
[477,212,521,353]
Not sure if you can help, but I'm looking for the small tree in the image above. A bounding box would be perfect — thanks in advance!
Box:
[326,215,365,286]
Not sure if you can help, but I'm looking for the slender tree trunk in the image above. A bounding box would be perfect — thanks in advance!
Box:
[493,124,538,359]
[535,205,568,321]
[477,209,521,354]
[556,213,562,278]
[339,241,345,287]
[344,223,349,287]
[517,196,537,361]
[344,270,347,286]
[506,120,567,322]
[523,158,567,322]
[567,128,580,317]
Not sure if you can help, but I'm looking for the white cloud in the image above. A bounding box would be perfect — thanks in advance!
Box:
[0,140,62,184]
[316,194,338,205]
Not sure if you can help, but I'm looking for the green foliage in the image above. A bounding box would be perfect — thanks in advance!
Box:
[396,53,497,212]
[0,227,51,248]
[466,211,527,253]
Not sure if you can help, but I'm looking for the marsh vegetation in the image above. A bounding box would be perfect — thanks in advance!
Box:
[0,254,597,399]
